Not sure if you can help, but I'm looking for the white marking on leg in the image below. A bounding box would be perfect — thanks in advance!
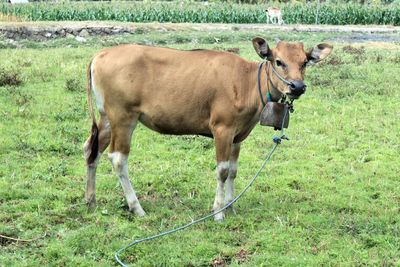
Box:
[225,161,237,206]
[108,152,145,216]
[213,161,229,221]
[91,64,105,114]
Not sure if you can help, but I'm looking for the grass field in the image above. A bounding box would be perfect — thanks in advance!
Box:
[0,28,399,266]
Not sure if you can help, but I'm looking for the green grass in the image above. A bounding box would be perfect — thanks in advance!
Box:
[0,29,399,266]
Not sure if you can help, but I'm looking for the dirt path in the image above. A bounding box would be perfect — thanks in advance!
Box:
[1,21,400,42]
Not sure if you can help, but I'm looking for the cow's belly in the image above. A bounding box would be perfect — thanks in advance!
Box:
[138,109,211,136]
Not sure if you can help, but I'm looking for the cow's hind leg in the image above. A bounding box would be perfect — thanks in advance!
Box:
[212,126,234,221]
[108,113,145,216]
[224,142,241,213]
[84,114,111,209]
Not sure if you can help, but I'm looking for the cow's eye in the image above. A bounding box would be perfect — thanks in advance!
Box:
[301,61,308,70]
[276,59,286,69]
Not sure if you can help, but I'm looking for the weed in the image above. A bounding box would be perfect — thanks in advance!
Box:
[235,249,250,264]
[361,235,379,248]
[64,78,83,92]
[371,192,380,200]
[14,91,32,107]
[17,59,33,68]
[288,180,302,190]
[172,35,192,44]
[342,45,365,55]
[339,68,353,79]
[318,54,344,66]
[340,218,361,236]
[0,68,22,87]
[13,132,35,153]
[390,54,400,63]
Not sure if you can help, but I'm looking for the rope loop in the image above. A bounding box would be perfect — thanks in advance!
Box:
[273,136,281,144]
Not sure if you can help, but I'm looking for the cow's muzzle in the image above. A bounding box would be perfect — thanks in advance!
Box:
[288,80,307,99]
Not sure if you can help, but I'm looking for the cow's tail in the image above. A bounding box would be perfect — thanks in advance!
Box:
[85,60,99,165]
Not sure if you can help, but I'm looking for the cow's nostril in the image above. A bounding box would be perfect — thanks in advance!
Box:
[289,80,306,96]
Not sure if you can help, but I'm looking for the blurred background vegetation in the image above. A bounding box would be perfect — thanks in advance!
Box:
[1,0,400,25]
[3,0,400,5]
[0,0,400,25]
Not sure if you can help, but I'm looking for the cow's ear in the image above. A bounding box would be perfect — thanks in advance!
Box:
[307,43,333,66]
[252,37,273,60]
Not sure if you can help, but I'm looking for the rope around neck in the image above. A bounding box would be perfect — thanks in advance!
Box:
[257,61,267,106]
[258,61,294,107]
[270,63,294,86]
[114,109,290,266]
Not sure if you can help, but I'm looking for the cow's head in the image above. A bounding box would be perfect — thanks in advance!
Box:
[252,37,333,100]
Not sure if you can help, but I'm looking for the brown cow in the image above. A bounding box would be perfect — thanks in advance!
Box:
[84,38,332,221]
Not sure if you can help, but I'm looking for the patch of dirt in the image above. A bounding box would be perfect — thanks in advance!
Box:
[342,45,365,55]
[328,33,400,43]
[0,234,15,246]
[211,257,229,267]
[235,249,251,264]
[365,42,400,49]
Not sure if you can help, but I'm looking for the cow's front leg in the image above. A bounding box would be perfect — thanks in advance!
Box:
[212,126,234,221]
[224,142,241,213]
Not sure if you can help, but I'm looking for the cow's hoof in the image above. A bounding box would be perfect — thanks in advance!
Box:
[136,209,146,217]
[214,212,225,222]
[130,206,146,217]
[86,196,96,211]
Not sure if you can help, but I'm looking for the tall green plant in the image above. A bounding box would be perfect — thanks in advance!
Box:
[1,2,399,25]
